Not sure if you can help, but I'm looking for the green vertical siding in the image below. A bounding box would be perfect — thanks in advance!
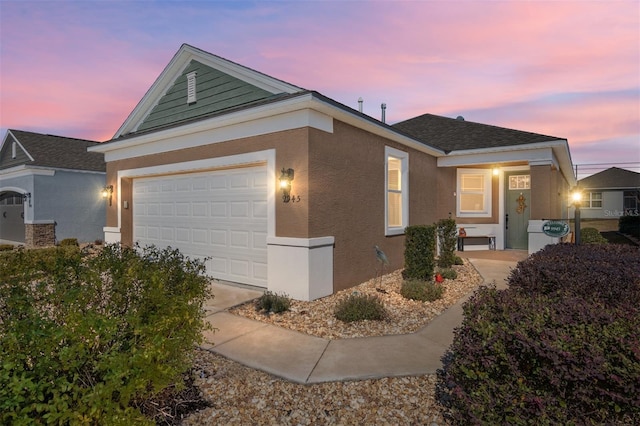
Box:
[137,60,276,132]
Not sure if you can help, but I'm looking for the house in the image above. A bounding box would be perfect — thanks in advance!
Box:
[573,167,640,219]
[0,130,106,247]
[88,44,576,300]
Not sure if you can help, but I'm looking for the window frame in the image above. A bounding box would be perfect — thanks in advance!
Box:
[456,168,492,218]
[585,191,603,209]
[385,146,409,236]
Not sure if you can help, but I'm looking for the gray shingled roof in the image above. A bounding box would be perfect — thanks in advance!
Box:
[392,113,564,153]
[579,167,640,189]
[3,130,105,172]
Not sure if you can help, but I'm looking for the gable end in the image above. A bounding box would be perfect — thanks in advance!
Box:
[135,60,277,134]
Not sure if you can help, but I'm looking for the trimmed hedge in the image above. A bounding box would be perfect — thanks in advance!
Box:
[437,218,458,268]
[437,244,640,424]
[403,224,437,280]
[581,227,608,244]
[0,244,211,424]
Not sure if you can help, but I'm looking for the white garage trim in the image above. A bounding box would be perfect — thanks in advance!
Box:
[133,166,268,286]
[116,150,276,237]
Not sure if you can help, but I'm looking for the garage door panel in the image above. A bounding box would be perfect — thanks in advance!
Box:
[133,166,268,287]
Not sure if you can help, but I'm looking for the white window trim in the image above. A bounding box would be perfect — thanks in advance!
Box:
[385,146,409,236]
[457,168,492,218]
[584,191,603,209]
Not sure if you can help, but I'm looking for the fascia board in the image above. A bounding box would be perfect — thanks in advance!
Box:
[92,93,445,161]
[114,45,302,139]
[0,165,56,179]
[439,140,576,187]
[308,98,445,157]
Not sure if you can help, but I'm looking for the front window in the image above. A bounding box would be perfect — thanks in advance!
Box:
[585,192,602,208]
[457,169,492,217]
[623,190,639,213]
[385,147,408,235]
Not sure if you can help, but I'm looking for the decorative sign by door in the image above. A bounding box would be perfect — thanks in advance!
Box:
[542,220,570,238]
[516,193,527,214]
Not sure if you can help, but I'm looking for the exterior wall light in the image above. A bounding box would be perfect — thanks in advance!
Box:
[279,168,294,203]
[571,188,582,244]
[492,167,500,176]
[102,185,114,206]
[23,192,32,207]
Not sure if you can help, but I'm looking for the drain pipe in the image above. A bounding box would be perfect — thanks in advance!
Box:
[381,103,386,123]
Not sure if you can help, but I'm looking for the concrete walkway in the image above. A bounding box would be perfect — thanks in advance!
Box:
[201,251,528,384]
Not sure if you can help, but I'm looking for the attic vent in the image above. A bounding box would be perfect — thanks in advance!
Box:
[456,115,465,121]
[12,142,16,159]
[186,71,197,104]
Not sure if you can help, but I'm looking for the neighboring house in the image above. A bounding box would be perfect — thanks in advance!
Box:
[0,130,106,246]
[573,167,640,219]
[89,44,576,300]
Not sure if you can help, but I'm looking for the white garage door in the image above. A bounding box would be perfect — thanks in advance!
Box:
[133,166,268,287]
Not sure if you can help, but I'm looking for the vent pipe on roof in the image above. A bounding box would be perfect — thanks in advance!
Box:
[381,103,387,123]
[456,115,465,121]
[358,97,363,113]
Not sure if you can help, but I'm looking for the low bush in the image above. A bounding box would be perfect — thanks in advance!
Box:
[0,244,14,251]
[334,293,386,322]
[59,237,79,246]
[580,227,608,244]
[507,243,640,309]
[437,218,458,268]
[437,286,640,425]
[400,279,444,302]
[404,224,437,280]
[454,256,464,266]
[0,244,211,424]
[255,291,291,314]
[439,268,458,280]
[438,244,640,424]
[619,215,640,238]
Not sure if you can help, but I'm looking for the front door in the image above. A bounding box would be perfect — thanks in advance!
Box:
[505,172,530,249]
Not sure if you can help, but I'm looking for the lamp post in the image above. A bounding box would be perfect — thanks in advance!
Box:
[571,189,582,245]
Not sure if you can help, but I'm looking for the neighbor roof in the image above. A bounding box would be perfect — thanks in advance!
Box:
[579,167,640,190]
[1,130,105,172]
[393,113,564,153]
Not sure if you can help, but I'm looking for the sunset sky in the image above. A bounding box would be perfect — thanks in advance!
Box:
[1,0,638,178]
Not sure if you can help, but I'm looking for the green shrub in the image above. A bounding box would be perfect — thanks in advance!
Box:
[255,291,291,314]
[619,215,640,238]
[334,293,386,322]
[400,279,444,302]
[439,268,457,280]
[59,237,79,246]
[437,218,458,268]
[404,224,437,280]
[580,227,608,244]
[454,256,464,265]
[0,244,211,425]
[438,244,640,424]
[0,244,14,251]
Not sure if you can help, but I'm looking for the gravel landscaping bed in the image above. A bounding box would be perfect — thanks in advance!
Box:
[181,260,483,424]
[229,260,482,339]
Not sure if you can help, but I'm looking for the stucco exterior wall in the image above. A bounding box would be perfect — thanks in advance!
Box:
[106,128,310,246]
[34,171,106,243]
[307,121,439,292]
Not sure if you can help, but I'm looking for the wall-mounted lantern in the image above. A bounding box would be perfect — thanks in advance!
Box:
[571,188,582,244]
[279,168,294,203]
[492,167,500,176]
[22,192,32,207]
[102,185,114,206]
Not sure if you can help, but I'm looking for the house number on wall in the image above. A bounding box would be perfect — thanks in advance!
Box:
[283,195,301,203]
